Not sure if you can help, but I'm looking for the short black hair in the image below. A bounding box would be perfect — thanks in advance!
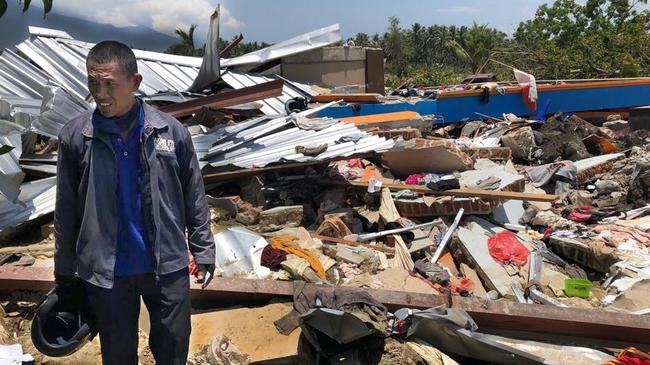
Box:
[86,40,138,75]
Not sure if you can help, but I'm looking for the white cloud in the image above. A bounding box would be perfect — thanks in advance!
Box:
[53,0,245,36]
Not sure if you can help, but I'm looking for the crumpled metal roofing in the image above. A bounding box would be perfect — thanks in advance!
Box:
[221,71,316,115]
[222,24,342,68]
[0,120,26,203]
[0,176,56,233]
[0,47,51,99]
[16,24,341,99]
[203,108,394,169]
[17,27,202,99]
[31,85,91,139]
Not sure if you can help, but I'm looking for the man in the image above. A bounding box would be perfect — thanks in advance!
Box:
[53,40,215,365]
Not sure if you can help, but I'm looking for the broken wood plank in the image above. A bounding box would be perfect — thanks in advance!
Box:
[311,234,395,253]
[335,244,365,265]
[0,242,54,256]
[0,266,649,346]
[432,187,559,202]
[379,188,415,271]
[318,179,558,202]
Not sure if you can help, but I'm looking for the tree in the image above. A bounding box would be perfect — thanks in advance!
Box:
[513,0,650,78]
[446,22,505,73]
[384,16,408,76]
[166,24,204,57]
[0,0,53,18]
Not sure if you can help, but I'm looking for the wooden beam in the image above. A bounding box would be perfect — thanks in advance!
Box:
[219,34,243,58]
[338,111,421,125]
[158,79,284,118]
[1,267,649,346]
[318,179,559,202]
[311,234,395,254]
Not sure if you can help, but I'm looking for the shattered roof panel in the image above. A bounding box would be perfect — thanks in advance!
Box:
[0,176,56,233]
[221,24,342,68]
[17,28,202,97]
[0,120,26,203]
[205,114,394,169]
[221,71,313,115]
[18,24,341,99]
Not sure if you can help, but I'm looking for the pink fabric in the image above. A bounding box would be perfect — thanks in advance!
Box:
[405,173,425,185]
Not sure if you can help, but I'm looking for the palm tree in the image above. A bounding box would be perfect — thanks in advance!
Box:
[166,24,204,57]
[446,22,505,73]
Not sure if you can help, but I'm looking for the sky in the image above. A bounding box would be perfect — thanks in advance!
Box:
[16,0,554,43]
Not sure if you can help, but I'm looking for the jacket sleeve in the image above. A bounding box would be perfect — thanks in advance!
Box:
[178,128,216,265]
[53,130,79,277]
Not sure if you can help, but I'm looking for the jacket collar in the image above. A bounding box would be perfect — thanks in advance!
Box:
[81,98,167,138]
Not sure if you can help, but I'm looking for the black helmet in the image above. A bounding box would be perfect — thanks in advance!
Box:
[31,278,97,357]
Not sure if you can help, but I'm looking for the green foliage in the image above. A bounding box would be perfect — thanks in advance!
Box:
[167,25,269,58]
[166,24,205,57]
[360,1,650,87]
[386,64,465,88]
[512,0,650,79]
[0,0,53,18]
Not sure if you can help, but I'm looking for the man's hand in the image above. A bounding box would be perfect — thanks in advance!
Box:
[195,264,215,284]
[55,273,76,287]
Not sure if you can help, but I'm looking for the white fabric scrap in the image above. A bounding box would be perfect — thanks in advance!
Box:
[0,344,34,365]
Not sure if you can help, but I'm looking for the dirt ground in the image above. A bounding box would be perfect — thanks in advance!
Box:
[0,291,155,365]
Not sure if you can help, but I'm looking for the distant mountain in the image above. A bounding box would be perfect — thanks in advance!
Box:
[0,7,178,52]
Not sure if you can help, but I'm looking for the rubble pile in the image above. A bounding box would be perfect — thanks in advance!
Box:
[0,18,650,365]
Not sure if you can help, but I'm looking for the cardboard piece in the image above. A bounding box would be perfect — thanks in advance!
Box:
[381,145,473,177]
[190,303,300,362]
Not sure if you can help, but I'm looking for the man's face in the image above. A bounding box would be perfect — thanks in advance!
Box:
[86,61,142,118]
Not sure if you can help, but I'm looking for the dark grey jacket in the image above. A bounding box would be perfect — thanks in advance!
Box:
[54,101,215,289]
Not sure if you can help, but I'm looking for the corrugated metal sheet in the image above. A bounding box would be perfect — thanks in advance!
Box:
[221,71,315,115]
[0,120,26,203]
[17,27,202,99]
[221,24,342,68]
[17,24,341,99]
[0,176,56,232]
[0,48,51,99]
[31,85,90,139]
[204,113,394,169]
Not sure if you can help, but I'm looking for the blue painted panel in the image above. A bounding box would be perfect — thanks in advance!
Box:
[318,84,650,123]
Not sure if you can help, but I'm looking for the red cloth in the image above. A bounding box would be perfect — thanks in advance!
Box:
[604,348,650,365]
[616,356,650,365]
[188,251,198,276]
[487,231,529,266]
[519,83,537,111]
[449,278,474,295]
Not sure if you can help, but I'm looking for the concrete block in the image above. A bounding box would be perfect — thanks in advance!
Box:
[259,206,304,232]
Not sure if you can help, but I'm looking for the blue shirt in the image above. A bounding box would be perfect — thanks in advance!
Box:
[93,102,155,276]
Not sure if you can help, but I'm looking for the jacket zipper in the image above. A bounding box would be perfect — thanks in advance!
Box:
[142,124,160,282]
[94,134,119,279]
